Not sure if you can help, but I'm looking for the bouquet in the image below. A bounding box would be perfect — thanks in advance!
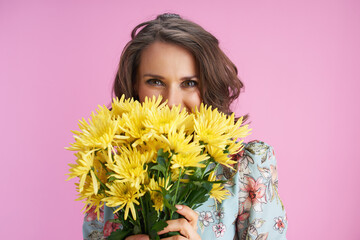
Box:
[66,95,250,239]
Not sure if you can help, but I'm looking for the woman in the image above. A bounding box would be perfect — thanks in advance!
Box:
[83,13,287,240]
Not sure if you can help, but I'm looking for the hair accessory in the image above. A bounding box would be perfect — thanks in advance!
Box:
[156,13,181,21]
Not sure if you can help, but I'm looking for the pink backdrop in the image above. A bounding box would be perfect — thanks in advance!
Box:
[1,0,359,239]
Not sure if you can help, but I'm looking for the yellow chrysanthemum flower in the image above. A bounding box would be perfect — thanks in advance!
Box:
[144,104,192,135]
[226,139,244,156]
[121,105,155,147]
[171,168,192,182]
[67,105,126,152]
[208,171,230,204]
[75,178,105,220]
[141,95,167,112]
[206,145,237,168]
[67,151,100,193]
[193,104,230,149]
[93,149,116,177]
[158,127,202,155]
[224,114,251,138]
[147,177,171,212]
[139,138,169,161]
[116,95,166,147]
[111,95,139,119]
[107,147,149,189]
[170,151,207,170]
[104,181,145,220]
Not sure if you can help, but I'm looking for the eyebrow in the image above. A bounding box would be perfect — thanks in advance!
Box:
[143,74,199,80]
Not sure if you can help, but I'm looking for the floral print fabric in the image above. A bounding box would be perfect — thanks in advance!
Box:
[83,141,287,239]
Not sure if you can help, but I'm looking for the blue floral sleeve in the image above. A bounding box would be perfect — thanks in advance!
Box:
[236,140,287,239]
[82,206,105,240]
[195,140,287,239]
[83,204,124,240]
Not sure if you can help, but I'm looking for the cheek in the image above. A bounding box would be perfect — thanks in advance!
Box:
[137,86,147,102]
[186,91,202,108]
[138,84,162,102]
[137,83,150,101]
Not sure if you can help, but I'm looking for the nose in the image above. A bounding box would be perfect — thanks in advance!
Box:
[165,86,183,109]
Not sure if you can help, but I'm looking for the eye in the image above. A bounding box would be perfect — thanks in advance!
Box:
[181,80,198,88]
[146,79,165,86]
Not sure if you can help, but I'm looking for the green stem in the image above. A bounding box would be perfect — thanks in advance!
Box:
[125,210,138,229]
[171,168,182,219]
[165,154,173,179]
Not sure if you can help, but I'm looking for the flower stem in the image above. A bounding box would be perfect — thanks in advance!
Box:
[171,168,182,219]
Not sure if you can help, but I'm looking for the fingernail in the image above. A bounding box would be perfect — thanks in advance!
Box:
[175,205,183,210]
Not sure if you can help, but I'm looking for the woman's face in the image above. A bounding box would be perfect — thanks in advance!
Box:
[136,41,201,112]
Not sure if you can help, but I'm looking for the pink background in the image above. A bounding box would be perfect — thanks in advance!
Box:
[1,0,359,239]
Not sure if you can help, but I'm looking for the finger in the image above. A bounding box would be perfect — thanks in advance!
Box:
[125,234,149,240]
[175,205,198,229]
[158,218,193,236]
[161,235,187,240]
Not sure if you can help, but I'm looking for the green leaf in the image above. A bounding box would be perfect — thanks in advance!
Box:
[143,200,166,240]
[191,167,203,179]
[133,225,142,235]
[202,181,213,191]
[163,197,177,212]
[157,156,166,167]
[157,148,164,156]
[151,220,168,232]
[184,183,212,208]
[157,148,169,158]
[171,212,180,219]
[108,176,118,182]
[176,184,191,204]
[150,164,167,175]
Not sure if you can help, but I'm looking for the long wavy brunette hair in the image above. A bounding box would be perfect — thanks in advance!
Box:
[112,13,246,117]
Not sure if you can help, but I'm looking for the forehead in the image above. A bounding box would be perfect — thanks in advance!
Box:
[138,41,197,76]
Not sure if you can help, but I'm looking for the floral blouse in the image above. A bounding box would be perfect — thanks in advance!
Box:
[83,141,287,239]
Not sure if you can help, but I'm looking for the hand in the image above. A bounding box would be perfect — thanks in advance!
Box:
[125,234,149,240]
[157,205,201,240]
